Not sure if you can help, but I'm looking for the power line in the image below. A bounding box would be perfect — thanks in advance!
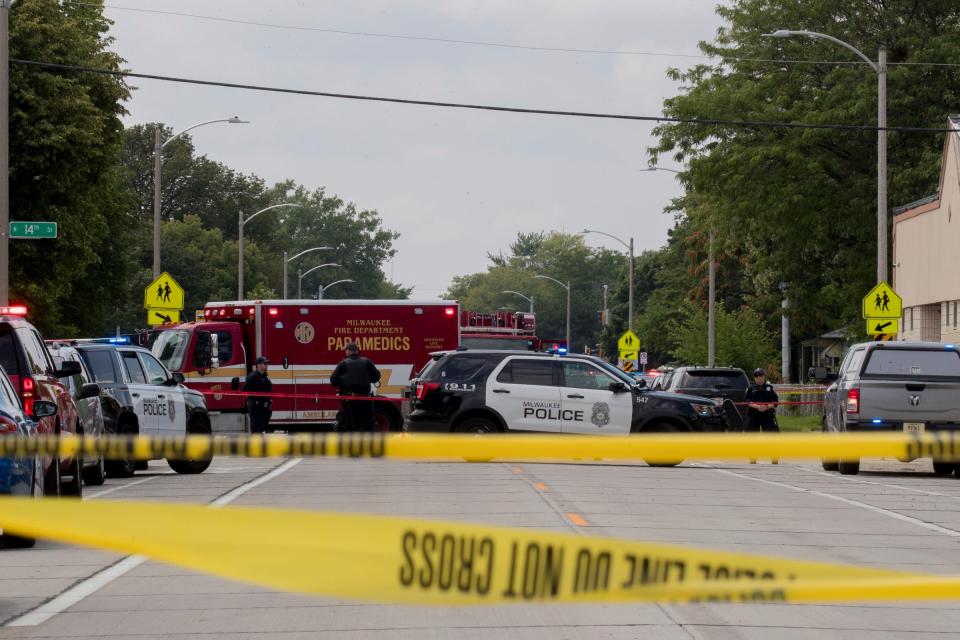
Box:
[10,58,957,135]
[61,1,960,69]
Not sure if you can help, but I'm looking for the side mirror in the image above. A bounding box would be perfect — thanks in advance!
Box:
[33,400,57,420]
[231,376,240,391]
[54,360,82,378]
[636,378,647,388]
[172,371,185,385]
[608,381,629,393]
[809,366,838,383]
[79,382,101,400]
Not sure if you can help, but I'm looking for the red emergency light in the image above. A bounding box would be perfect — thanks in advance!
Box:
[268,308,279,316]
[0,305,28,316]
[444,307,456,317]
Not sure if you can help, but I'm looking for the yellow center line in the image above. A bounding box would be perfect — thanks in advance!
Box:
[566,512,589,526]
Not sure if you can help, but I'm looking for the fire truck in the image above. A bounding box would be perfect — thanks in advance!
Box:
[149,300,460,432]
[459,310,538,351]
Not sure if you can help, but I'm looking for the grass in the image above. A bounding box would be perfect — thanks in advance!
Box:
[777,414,821,432]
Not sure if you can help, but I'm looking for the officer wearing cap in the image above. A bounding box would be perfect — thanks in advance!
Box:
[744,367,780,462]
[243,356,273,433]
[331,342,381,431]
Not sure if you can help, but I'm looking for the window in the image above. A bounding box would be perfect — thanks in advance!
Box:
[910,307,915,332]
[215,331,234,363]
[0,372,20,411]
[679,369,748,391]
[81,349,118,383]
[562,361,616,390]
[139,352,170,386]
[150,330,191,371]
[122,351,147,384]
[16,329,51,375]
[954,301,957,329]
[842,349,866,379]
[0,331,19,377]
[946,302,950,327]
[497,359,555,386]
[436,356,491,381]
[863,349,960,377]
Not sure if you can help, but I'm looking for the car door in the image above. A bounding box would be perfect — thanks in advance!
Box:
[119,350,159,435]
[559,360,634,434]
[138,351,186,436]
[486,357,561,432]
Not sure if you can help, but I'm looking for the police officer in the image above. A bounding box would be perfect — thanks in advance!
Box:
[331,342,381,431]
[744,367,779,463]
[243,356,273,434]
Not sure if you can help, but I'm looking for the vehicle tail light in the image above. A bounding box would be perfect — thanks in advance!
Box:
[22,376,35,417]
[0,415,17,434]
[415,382,441,400]
[846,388,860,414]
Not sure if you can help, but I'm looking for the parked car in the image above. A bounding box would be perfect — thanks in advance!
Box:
[659,366,750,403]
[813,341,960,475]
[0,307,95,497]
[47,343,105,486]
[0,364,56,548]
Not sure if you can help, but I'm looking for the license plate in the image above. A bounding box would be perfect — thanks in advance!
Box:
[904,422,925,433]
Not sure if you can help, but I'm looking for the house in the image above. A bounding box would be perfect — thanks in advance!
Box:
[892,115,960,342]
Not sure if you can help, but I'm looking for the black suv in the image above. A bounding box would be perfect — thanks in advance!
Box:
[659,366,749,403]
[407,350,735,436]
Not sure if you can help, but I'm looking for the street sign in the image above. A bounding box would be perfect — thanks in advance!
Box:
[867,319,899,335]
[147,309,180,325]
[10,221,57,239]
[621,360,636,372]
[639,351,648,365]
[619,350,638,362]
[144,272,184,310]
[617,330,640,352]
[862,282,902,319]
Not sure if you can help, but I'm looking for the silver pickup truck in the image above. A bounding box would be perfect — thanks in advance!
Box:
[812,341,960,476]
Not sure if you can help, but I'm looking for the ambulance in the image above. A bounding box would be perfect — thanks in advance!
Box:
[149,299,460,432]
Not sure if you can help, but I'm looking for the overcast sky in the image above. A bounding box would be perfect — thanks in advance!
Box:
[103,1,723,297]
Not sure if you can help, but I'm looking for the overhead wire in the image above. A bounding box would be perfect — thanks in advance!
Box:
[59,0,960,69]
[10,58,957,135]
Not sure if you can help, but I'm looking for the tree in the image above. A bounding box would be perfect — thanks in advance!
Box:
[10,0,133,335]
[671,302,778,374]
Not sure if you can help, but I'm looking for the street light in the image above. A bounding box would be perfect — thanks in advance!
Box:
[763,29,887,284]
[237,203,301,300]
[318,279,354,299]
[581,229,634,333]
[283,247,332,299]
[297,263,340,299]
[534,275,571,349]
[154,117,249,279]
[501,290,534,314]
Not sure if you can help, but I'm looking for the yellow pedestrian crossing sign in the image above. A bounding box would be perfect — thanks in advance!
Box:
[862,282,901,319]
[147,309,181,325]
[617,330,640,352]
[144,272,184,310]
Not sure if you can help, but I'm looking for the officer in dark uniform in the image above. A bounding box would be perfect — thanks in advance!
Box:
[242,356,273,434]
[331,342,381,431]
[744,367,779,463]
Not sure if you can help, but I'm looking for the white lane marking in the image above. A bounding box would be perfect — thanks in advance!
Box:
[85,476,158,500]
[709,466,960,538]
[798,466,960,500]
[5,458,302,627]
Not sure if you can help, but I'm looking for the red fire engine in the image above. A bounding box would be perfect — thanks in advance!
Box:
[459,310,539,351]
[149,300,460,432]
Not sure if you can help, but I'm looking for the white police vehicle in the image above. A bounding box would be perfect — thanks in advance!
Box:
[407,350,736,440]
[73,342,212,476]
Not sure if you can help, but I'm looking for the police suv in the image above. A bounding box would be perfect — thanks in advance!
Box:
[73,343,212,476]
[407,350,733,437]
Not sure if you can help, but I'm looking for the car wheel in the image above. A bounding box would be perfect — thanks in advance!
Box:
[454,417,498,434]
[105,423,137,478]
[821,459,839,471]
[642,422,683,467]
[167,419,212,475]
[838,458,860,475]
[60,454,83,498]
[43,456,61,496]
[933,460,956,475]
[82,456,106,486]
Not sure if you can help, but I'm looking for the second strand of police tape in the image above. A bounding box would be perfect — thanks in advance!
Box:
[2,497,959,605]
[2,432,960,463]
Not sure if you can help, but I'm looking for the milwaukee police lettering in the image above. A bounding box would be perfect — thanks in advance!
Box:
[398,529,795,602]
[142,398,168,417]
[522,400,584,422]
[328,318,412,352]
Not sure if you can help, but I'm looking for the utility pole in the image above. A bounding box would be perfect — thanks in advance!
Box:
[781,282,791,383]
[602,284,609,326]
[707,229,716,367]
[877,47,888,284]
[0,0,13,305]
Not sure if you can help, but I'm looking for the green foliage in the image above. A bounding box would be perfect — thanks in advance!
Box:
[671,302,779,374]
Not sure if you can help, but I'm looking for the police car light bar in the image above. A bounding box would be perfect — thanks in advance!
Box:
[0,305,28,316]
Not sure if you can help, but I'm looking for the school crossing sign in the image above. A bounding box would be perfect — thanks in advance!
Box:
[144,272,185,326]
[862,282,902,339]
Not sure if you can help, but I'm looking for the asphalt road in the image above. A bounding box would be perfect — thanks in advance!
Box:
[3,454,960,639]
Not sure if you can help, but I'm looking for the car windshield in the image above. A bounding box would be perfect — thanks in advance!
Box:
[151,330,191,371]
[680,370,747,389]
[460,337,535,350]
[588,357,637,385]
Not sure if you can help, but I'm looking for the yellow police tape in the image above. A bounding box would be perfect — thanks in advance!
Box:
[1,497,954,605]
[1,432,959,464]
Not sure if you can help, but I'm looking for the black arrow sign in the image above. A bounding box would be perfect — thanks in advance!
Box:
[873,321,892,332]
[156,312,172,324]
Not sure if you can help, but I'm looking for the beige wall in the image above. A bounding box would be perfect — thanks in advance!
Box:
[893,126,960,309]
